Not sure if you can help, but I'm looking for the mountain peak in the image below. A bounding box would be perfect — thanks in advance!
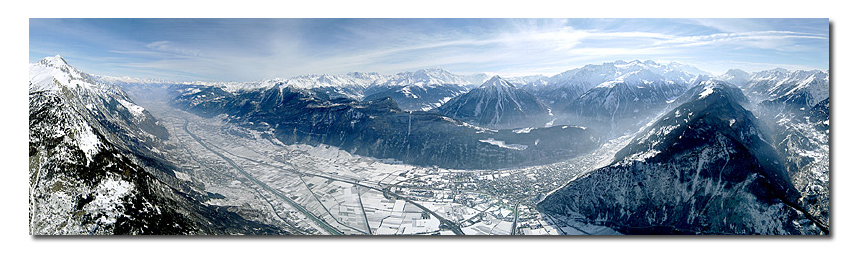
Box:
[480,75,511,89]
[38,55,74,70]
[437,75,550,129]
[31,55,99,93]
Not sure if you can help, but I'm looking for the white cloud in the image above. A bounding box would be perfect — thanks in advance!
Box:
[145,41,203,57]
[653,31,828,50]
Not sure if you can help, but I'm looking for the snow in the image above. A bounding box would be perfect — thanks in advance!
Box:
[76,127,101,162]
[174,170,192,182]
[479,75,513,89]
[698,86,715,99]
[373,68,474,87]
[513,127,535,134]
[84,177,134,226]
[30,56,85,93]
[183,87,202,95]
[400,86,419,98]
[479,138,528,150]
[117,98,145,118]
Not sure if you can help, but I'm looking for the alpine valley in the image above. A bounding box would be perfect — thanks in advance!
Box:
[30,56,829,235]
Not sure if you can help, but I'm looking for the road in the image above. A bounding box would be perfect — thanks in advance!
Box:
[182,119,343,235]
[356,187,373,234]
[214,143,467,235]
[510,203,519,235]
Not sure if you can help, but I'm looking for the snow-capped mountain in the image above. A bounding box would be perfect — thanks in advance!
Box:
[171,68,489,111]
[560,71,693,134]
[362,68,484,111]
[463,72,496,86]
[743,69,829,108]
[717,69,751,87]
[538,81,826,235]
[371,67,473,86]
[169,75,597,169]
[436,76,552,129]
[200,73,386,100]
[362,84,470,111]
[506,75,548,86]
[514,60,707,111]
[29,56,285,235]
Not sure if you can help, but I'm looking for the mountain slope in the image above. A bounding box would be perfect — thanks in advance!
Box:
[29,56,286,235]
[515,60,704,111]
[362,84,469,111]
[717,69,751,88]
[436,76,551,129]
[745,69,829,108]
[169,80,598,169]
[538,81,825,235]
[562,78,689,135]
[753,95,830,226]
[362,68,478,111]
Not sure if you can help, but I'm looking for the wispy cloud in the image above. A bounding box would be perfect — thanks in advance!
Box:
[653,31,828,49]
[30,18,829,81]
[144,41,203,57]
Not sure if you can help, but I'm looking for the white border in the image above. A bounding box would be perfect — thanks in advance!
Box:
[4,1,865,259]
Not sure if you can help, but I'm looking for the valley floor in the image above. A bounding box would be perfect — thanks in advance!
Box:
[143,100,626,235]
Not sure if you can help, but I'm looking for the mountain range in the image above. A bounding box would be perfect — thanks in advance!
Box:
[31,55,829,235]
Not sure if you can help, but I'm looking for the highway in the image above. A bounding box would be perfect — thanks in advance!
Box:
[510,203,519,235]
[212,142,467,235]
[356,187,374,234]
[181,119,343,235]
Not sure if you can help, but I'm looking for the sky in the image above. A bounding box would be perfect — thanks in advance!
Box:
[29,18,830,82]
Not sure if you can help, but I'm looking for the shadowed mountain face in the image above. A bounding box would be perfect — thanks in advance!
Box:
[29,56,288,235]
[561,80,689,135]
[514,60,705,112]
[362,84,469,111]
[169,81,599,170]
[436,76,552,129]
[725,67,831,228]
[538,81,825,235]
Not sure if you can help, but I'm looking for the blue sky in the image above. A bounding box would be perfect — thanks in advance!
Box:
[29,18,829,81]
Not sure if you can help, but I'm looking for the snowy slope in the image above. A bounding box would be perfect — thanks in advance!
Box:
[436,76,552,129]
[372,67,473,86]
[744,68,829,108]
[362,68,483,111]
[514,60,706,111]
[559,63,697,134]
[716,69,751,87]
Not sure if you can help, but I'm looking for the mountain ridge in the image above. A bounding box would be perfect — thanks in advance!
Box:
[435,76,552,129]
[537,81,825,235]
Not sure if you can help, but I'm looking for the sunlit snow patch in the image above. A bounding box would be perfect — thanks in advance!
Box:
[84,177,133,226]
[117,99,145,118]
[77,128,101,162]
[698,86,715,99]
[512,127,535,134]
[479,138,528,150]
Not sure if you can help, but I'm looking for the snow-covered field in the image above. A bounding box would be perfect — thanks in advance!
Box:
[140,100,628,235]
